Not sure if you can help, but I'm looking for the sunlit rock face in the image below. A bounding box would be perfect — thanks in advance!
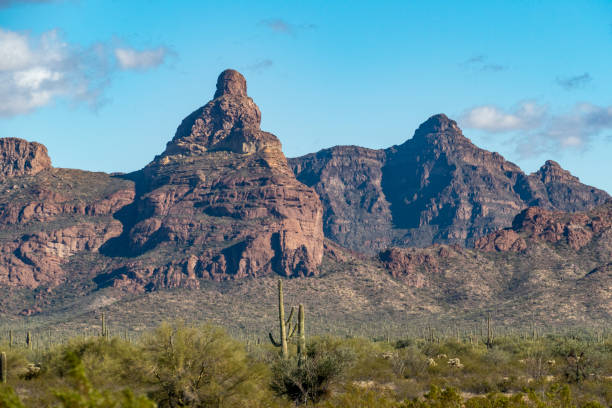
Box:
[114,69,324,289]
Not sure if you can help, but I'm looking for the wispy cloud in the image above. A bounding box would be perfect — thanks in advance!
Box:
[460,102,612,157]
[556,73,592,90]
[462,55,508,72]
[243,59,273,73]
[0,28,170,117]
[115,47,169,70]
[259,18,317,36]
[460,101,546,132]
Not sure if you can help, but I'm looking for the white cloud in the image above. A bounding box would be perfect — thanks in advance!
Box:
[114,47,168,70]
[0,29,34,70]
[460,101,547,132]
[460,101,612,157]
[0,28,170,117]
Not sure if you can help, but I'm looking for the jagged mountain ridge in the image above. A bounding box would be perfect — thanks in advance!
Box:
[290,114,609,252]
[0,70,609,325]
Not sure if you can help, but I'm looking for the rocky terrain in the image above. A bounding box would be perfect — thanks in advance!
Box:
[0,70,609,330]
[290,114,609,252]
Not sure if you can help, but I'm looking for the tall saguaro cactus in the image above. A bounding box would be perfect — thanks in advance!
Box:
[486,313,493,349]
[0,352,6,384]
[269,280,296,359]
[26,331,32,350]
[101,312,108,338]
[297,304,306,366]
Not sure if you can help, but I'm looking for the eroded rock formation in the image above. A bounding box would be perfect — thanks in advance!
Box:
[108,69,324,289]
[0,138,51,179]
[476,202,612,252]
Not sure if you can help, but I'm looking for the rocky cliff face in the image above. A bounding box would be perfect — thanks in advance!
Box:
[0,146,135,289]
[290,114,609,252]
[0,138,52,179]
[104,70,324,290]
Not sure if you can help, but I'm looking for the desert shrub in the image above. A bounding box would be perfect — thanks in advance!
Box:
[52,351,155,408]
[391,347,430,379]
[43,336,143,390]
[141,322,269,408]
[463,393,529,408]
[395,338,415,349]
[270,337,353,404]
[319,384,399,408]
[527,383,574,408]
[401,385,463,408]
[0,385,26,408]
[341,337,394,382]
[0,350,31,383]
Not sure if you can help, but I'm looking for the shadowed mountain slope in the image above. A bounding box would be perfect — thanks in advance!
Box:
[290,114,609,252]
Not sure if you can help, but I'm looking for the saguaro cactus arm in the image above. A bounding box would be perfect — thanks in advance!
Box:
[268,332,281,347]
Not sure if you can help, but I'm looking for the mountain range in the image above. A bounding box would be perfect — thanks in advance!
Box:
[0,70,609,328]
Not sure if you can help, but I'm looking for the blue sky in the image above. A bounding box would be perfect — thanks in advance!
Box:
[1,0,611,193]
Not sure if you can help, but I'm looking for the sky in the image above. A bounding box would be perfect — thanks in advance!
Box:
[0,0,611,193]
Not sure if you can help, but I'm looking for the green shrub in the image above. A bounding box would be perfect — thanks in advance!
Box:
[270,337,353,404]
[52,351,155,408]
[141,322,269,408]
[320,385,399,408]
[0,385,26,408]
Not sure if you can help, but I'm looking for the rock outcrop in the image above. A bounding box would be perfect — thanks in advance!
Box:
[475,201,612,252]
[290,114,609,252]
[107,69,324,289]
[0,138,51,179]
[0,159,135,289]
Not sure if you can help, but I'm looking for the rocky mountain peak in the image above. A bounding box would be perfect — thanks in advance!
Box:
[291,112,609,251]
[0,138,52,179]
[161,69,281,157]
[213,69,248,99]
[415,113,463,136]
[536,160,579,184]
[113,69,325,287]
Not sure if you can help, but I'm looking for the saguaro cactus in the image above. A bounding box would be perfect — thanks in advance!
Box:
[269,280,296,359]
[486,313,493,349]
[0,352,6,383]
[26,331,32,350]
[101,312,107,338]
[297,304,306,366]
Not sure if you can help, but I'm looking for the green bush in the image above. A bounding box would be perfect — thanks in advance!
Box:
[141,322,270,408]
[271,337,353,404]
